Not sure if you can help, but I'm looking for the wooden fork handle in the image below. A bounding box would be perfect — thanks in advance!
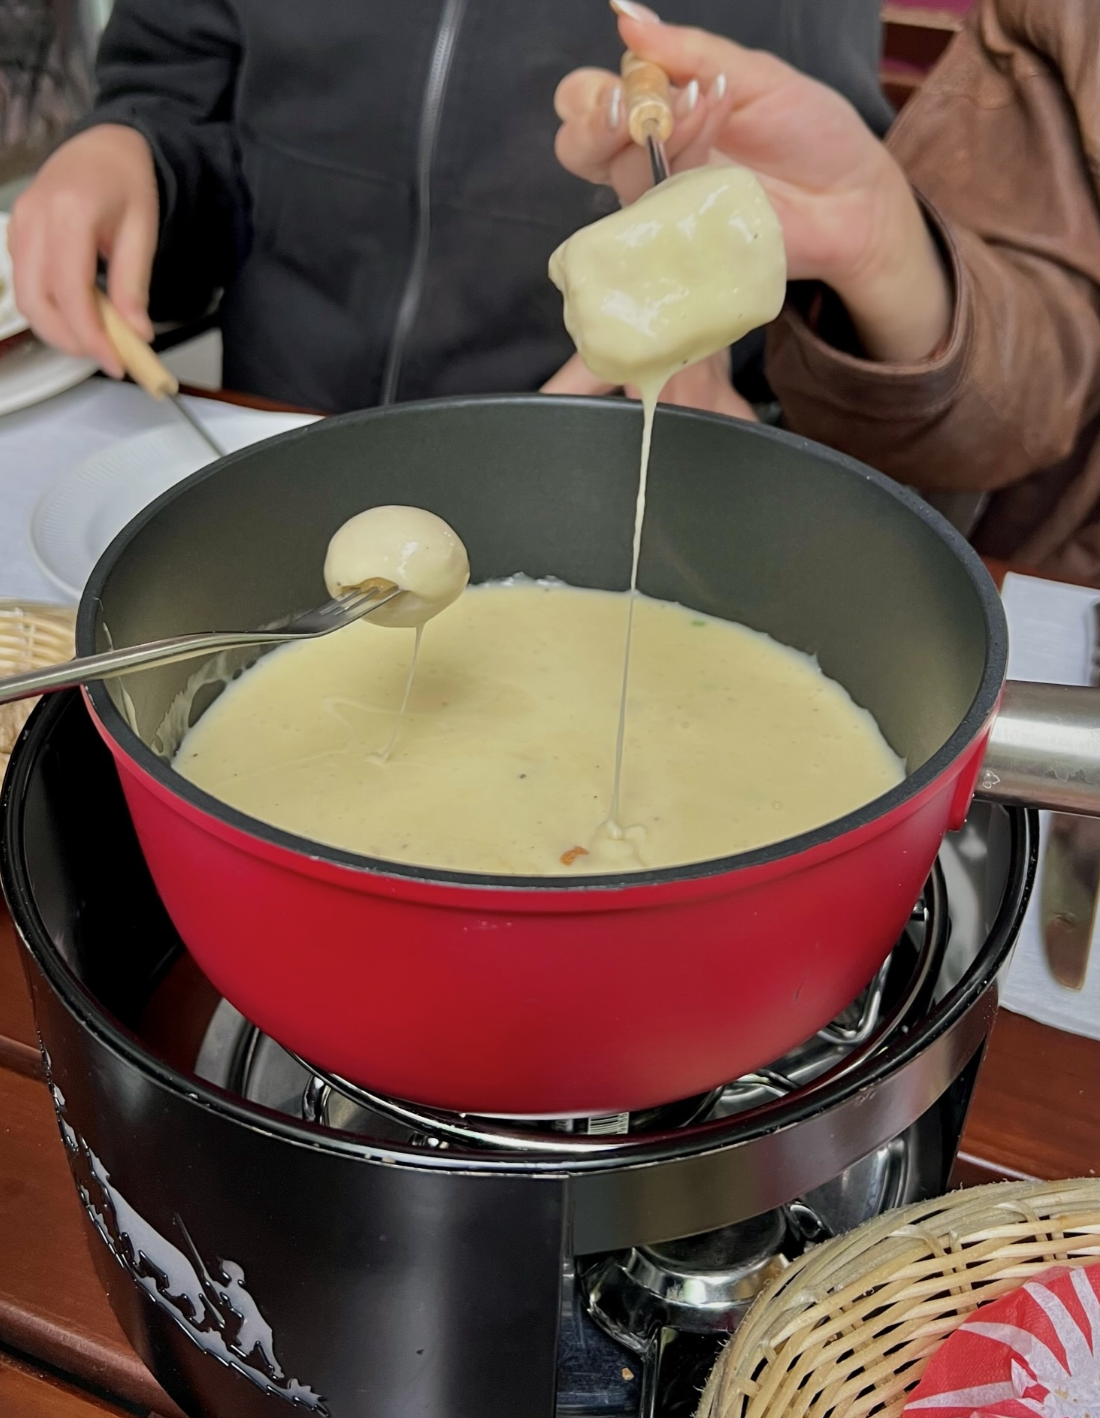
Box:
[94,291,179,399]
[621,51,674,147]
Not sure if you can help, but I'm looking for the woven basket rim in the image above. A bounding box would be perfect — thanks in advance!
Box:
[699,1177,1100,1418]
[0,601,77,774]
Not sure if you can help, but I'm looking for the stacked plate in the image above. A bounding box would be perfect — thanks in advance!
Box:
[0,213,99,416]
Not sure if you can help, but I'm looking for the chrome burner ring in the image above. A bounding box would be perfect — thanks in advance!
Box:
[277,861,948,1156]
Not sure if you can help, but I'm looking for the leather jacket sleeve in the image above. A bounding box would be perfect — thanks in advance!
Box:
[767,0,1100,498]
[78,0,245,320]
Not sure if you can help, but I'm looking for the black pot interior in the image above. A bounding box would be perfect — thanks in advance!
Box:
[80,396,1005,867]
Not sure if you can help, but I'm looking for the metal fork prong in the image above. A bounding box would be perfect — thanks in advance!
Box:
[325,585,401,624]
[307,594,361,626]
[284,583,401,635]
[332,586,387,618]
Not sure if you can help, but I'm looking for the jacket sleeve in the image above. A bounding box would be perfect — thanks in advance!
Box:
[77,0,245,321]
[766,0,1100,494]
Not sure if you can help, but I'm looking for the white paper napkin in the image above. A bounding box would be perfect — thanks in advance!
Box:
[997,572,1100,1037]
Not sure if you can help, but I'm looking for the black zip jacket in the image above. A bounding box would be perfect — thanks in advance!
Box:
[86,0,892,411]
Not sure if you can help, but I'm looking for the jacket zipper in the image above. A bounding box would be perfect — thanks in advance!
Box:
[379,0,469,405]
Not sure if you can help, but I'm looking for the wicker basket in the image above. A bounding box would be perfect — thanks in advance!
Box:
[698,1178,1100,1418]
[0,601,76,780]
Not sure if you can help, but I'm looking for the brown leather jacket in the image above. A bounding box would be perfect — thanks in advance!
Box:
[767,0,1100,582]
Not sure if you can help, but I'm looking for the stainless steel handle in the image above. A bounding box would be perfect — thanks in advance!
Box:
[975,680,1100,815]
[0,630,290,706]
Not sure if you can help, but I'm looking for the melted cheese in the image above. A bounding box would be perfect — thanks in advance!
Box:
[175,581,903,877]
[549,164,787,858]
[548,164,786,394]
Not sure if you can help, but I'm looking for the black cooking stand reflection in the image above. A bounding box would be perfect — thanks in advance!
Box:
[220,874,948,1416]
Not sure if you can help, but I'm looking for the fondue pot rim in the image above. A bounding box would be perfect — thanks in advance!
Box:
[78,394,1008,894]
[0,692,1036,1176]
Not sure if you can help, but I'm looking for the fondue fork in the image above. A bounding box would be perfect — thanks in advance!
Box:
[94,291,227,459]
[0,582,402,706]
[621,51,673,185]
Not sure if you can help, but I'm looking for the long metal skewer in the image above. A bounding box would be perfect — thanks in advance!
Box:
[645,129,670,186]
[95,290,227,458]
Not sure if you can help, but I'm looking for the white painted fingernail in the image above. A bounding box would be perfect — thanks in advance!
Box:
[678,79,700,115]
[608,83,622,130]
[610,0,661,22]
[710,73,727,102]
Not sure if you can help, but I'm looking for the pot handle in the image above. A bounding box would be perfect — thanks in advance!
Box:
[975,680,1100,815]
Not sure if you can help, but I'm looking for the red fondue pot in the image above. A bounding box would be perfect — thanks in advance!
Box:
[76,397,1100,1116]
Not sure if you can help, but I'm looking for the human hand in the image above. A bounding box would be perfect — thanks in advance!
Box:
[554,2,951,363]
[7,124,158,377]
[541,349,758,422]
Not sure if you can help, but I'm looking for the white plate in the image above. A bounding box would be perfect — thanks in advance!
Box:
[0,337,99,418]
[0,212,101,414]
[0,211,98,414]
[30,408,320,597]
[0,213,29,343]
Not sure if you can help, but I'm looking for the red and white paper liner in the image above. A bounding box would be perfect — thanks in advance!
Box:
[905,1260,1100,1416]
